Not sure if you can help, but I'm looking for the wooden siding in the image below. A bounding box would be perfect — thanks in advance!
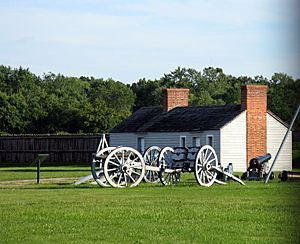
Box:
[110,131,221,160]
[267,114,292,170]
[220,111,247,171]
[109,133,137,148]
[0,134,101,166]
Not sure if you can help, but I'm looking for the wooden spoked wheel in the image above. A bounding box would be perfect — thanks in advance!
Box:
[194,145,219,187]
[158,147,180,186]
[143,146,161,183]
[91,147,116,187]
[103,147,145,188]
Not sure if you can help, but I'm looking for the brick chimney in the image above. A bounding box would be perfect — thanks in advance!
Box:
[241,85,268,166]
[163,88,189,112]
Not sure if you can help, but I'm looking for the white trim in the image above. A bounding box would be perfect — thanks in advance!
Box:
[180,136,187,147]
[206,135,214,147]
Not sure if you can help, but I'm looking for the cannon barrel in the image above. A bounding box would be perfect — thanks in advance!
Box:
[279,171,300,182]
[249,153,271,169]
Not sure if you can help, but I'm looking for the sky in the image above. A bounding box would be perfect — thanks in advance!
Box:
[0,0,299,83]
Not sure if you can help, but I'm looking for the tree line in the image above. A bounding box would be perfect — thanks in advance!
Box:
[0,65,299,134]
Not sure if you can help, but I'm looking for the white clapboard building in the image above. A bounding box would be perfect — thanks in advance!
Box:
[110,85,292,171]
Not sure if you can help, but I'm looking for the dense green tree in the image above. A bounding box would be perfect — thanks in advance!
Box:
[0,92,27,133]
[0,66,135,134]
[0,66,47,133]
[131,78,163,111]
[221,76,241,104]
[268,73,300,128]
[84,78,135,133]
[0,65,299,134]
[162,67,199,89]
[39,73,91,133]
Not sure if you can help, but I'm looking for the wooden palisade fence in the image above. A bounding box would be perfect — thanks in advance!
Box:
[0,134,105,166]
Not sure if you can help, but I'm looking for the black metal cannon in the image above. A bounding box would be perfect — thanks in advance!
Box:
[279,171,300,182]
[242,153,273,180]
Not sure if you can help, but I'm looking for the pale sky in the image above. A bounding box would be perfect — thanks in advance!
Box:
[0,0,299,83]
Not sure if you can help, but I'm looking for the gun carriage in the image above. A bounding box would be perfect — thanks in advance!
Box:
[91,139,244,188]
[241,153,274,181]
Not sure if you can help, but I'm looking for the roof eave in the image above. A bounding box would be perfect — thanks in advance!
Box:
[267,110,289,128]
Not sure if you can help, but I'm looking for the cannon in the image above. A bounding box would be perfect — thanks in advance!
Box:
[241,153,274,180]
[278,171,300,182]
[91,135,245,188]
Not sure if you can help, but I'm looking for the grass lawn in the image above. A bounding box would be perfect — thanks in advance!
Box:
[0,167,300,243]
[0,166,91,181]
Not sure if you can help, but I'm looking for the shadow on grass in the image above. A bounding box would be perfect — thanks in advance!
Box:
[1,180,261,191]
[0,181,201,190]
[0,183,98,190]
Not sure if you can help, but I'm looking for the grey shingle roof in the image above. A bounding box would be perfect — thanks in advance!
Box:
[111,104,245,133]
[110,107,164,133]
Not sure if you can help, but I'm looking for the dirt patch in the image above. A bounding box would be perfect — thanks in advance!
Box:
[0,177,77,186]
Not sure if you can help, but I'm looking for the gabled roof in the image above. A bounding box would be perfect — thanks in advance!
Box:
[111,104,245,133]
[110,107,164,133]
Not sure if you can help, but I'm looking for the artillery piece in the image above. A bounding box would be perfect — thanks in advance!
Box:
[91,135,244,188]
[241,153,274,181]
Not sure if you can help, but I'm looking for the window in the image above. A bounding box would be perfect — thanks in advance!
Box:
[137,137,145,153]
[192,136,201,147]
[180,136,186,147]
[206,135,214,147]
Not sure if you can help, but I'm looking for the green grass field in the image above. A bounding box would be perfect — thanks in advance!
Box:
[0,167,300,243]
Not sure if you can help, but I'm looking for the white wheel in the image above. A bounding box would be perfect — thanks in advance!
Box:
[194,145,219,187]
[158,147,180,185]
[91,147,116,187]
[104,147,146,188]
[143,146,161,183]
